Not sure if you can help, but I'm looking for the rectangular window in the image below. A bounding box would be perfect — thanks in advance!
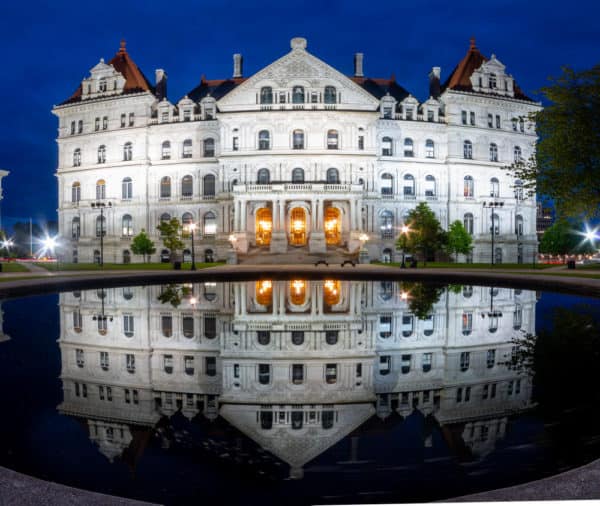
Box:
[405,108,413,120]
[325,363,337,384]
[123,314,134,337]
[95,117,100,131]
[163,354,173,374]
[427,109,434,122]
[491,383,497,398]
[99,385,104,400]
[182,315,194,338]
[356,363,362,378]
[470,111,475,125]
[488,114,493,127]
[76,348,84,367]
[120,114,126,127]
[292,364,304,384]
[126,353,135,373]
[279,91,286,103]
[508,380,514,395]
[232,136,239,151]
[204,315,217,339]
[129,112,135,126]
[487,349,496,368]
[183,109,191,121]
[258,363,270,384]
[383,106,392,119]
[71,121,76,134]
[462,312,473,335]
[102,116,108,130]
[185,355,195,375]
[495,114,501,128]
[100,351,109,371]
[106,386,112,401]
[206,357,217,377]
[461,110,467,125]
[379,355,391,375]
[482,384,489,400]
[161,314,173,337]
[161,111,169,122]
[459,351,470,372]
[125,389,131,403]
[75,382,80,397]
[401,354,411,374]
[422,353,432,373]
[233,363,240,378]
[133,390,138,404]
[358,135,364,150]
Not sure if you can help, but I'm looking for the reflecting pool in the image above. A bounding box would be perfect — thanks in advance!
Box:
[0,280,599,504]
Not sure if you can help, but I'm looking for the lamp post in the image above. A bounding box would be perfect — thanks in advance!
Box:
[188,223,197,271]
[92,288,113,325]
[91,201,112,268]
[399,225,410,268]
[482,201,504,266]
[358,233,369,264]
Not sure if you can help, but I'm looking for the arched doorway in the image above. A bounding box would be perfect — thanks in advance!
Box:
[324,207,342,245]
[255,280,273,306]
[255,208,272,246]
[289,207,307,246]
[290,280,307,305]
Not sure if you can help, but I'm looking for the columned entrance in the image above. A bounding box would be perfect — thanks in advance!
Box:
[289,207,307,246]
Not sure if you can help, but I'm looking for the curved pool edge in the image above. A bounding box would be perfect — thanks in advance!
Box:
[0,465,156,505]
[0,264,599,300]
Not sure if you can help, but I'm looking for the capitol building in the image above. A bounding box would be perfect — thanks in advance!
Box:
[53,37,540,263]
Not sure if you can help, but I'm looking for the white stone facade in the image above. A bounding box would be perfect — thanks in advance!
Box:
[58,280,535,471]
[53,38,540,264]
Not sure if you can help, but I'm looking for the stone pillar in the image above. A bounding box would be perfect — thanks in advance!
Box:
[240,284,247,315]
[270,199,287,253]
[350,199,356,230]
[309,198,326,254]
[240,200,247,230]
[279,282,286,315]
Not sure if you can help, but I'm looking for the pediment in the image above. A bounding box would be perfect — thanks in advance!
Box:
[217,42,380,111]
[90,59,119,78]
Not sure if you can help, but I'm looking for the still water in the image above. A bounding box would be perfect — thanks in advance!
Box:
[0,279,599,505]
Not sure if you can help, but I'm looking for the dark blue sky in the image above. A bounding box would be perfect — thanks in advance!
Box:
[1,0,598,231]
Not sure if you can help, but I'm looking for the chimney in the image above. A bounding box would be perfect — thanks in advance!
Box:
[429,66,441,98]
[233,54,243,78]
[354,53,364,77]
[155,69,167,100]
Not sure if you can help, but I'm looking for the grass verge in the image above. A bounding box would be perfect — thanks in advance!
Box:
[33,262,224,272]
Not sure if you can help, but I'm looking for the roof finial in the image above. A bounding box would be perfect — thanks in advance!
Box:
[469,36,476,49]
[119,39,127,54]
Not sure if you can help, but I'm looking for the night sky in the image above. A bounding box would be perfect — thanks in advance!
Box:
[2,0,598,232]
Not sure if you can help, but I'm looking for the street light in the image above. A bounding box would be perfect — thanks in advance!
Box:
[399,225,410,268]
[187,223,197,271]
[91,201,112,267]
[482,201,504,266]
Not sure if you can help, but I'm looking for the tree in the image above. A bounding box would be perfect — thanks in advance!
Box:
[505,64,600,219]
[156,218,185,265]
[446,220,473,262]
[157,284,191,308]
[400,282,445,320]
[397,202,446,266]
[131,229,156,263]
[539,219,595,255]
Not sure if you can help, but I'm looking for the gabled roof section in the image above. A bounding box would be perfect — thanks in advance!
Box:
[59,41,154,106]
[108,40,154,94]
[186,76,246,102]
[350,76,411,102]
[442,38,534,102]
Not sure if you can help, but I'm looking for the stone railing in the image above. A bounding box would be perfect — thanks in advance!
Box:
[234,183,362,194]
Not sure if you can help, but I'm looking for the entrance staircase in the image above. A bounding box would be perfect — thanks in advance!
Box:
[238,245,354,265]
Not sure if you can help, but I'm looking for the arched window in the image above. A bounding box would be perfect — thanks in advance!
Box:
[160,176,171,198]
[514,179,524,200]
[382,136,393,156]
[515,215,524,237]
[425,175,436,197]
[292,86,305,104]
[490,177,499,197]
[325,330,339,345]
[203,211,217,236]
[95,179,106,200]
[327,129,339,149]
[324,86,337,104]
[181,175,193,197]
[489,73,497,89]
[73,148,81,167]
[122,177,132,199]
[71,182,81,203]
[123,142,132,161]
[489,143,498,162]
[182,139,192,158]
[326,168,339,184]
[71,217,80,240]
[257,168,270,184]
[257,331,270,345]
[463,140,473,159]
[260,86,273,104]
[203,174,215,197]
[495,247,503,264]
[292,167,304,183]
[97,145,106,164]
[93,250,101,264]
[122,214,133,236]
[463,213,474,235]
[404,138,414,157]
[122,250,131,264]
[380,210,394,238]
[403,174,415,197]
[425,139,435,158]
[160,213,171,223]
[181,212,193,227]
[258,130,270,150]
[95,215,106,237]
[381,173,393,196]
[203,138,215,157]
[292,129,304,149]
[464,175,474,197]
[161,141,171,160]
[381,250,393,265]
[204,249,214,263]
[291,331,304,345]
[514,145,522,163]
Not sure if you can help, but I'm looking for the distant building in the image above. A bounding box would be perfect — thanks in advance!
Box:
[536,202,554,239]
[0,169,9,231]
[53,38,540,264]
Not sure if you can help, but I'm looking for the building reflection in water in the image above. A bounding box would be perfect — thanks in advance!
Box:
[58,281,535,479]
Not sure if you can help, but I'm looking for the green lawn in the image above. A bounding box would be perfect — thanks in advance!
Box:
[34,262,224,272]
[0,262,30,272]
[374,261,556,270]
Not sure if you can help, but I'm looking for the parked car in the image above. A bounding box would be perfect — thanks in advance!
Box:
[583,254,600,264]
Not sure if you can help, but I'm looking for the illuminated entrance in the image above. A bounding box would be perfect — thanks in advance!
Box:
[290,279,307,305]
[289,207,307,246]
[255,280,273,306]
[323,279,341,306]
[255,208,272,246]
[324,207,342,245]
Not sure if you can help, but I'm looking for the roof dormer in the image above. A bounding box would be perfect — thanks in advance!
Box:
[380,93,397,119]
[400,94,419,120]
[81,58,126,99]
[471,55,515,97]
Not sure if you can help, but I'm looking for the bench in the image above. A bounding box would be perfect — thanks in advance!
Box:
[315,259,329,267]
